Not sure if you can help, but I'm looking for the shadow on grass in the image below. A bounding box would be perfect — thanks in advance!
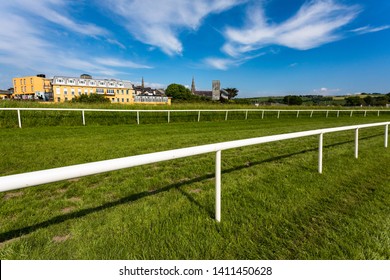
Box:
[0,133,384,243]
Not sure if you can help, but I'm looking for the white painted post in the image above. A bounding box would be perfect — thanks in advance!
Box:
[310,111,314,118]
[385,124,388,148]
[350,111,353,117]
[355,128,359,159]
[198,110,201,122]
[167,111,170,123]
[378,110,380,117]
[326,111,329,118]
[337,111,340,118]
[296,110,300,118]
[17,109,22,128]
[277,111,280,119]
[364,111,367,117]
[215,150,221,222]
[245,110,248,120]
[318,133,323,174]
[82,110,85,126]
[225,111,228,121]
[262,110,265,119]
[137,111,140,125]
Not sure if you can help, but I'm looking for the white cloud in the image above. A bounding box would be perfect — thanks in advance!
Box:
[313,87,341,95]
[102,0,246,56]
[351,25,390,35]
[205,0,390,70]
[0,0,151,82]
[223,0,361,57]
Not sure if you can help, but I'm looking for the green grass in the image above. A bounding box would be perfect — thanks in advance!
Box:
[0,116,389,259]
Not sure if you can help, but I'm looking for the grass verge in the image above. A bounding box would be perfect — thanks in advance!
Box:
[0,116,389,259]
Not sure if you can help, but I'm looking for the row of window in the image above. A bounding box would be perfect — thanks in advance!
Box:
[56,97,132,103]
[55,78,125,88]
[54,87,131,95]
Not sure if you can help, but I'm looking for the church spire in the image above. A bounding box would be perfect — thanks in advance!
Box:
[191,76,196,94]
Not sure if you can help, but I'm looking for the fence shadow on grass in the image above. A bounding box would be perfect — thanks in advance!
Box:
[0,133,383,244]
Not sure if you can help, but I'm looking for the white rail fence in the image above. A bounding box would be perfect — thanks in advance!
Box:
[0,122,389,221]
[0,108,389,128]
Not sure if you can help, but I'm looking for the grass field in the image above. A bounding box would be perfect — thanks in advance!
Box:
[0,113,389,259]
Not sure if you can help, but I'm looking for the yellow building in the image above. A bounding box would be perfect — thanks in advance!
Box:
[51,75,135,103]
[13,74,51,100]
[11,74,171,105]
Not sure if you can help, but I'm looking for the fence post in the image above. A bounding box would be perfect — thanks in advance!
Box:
[277,111,280,119]
[355,128,359,159]
[364,111,367,117]
[326,111,329,118]
[337,111,340,118]
[310,111,314,118]
[318,133,323,174]
[137,111,140,125]
[262,110,265,119]
[198,111,201,122]
[82,110,85,126]
[225,111,228,121]
[296,110,300,118]
[245,110,248,120]
[385,124,388,148]
[17,109,22,128]
[350,111,353,117]
[215,150,221,222]
[378,110,380,117]
[167,111,170,123]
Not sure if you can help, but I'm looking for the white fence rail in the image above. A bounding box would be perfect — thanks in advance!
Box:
[0,108,389,128]
[0,122,389,221]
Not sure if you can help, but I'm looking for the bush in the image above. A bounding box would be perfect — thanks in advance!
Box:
[72,94,110,104]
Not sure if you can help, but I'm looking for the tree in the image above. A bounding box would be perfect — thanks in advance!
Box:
[345,96,365,106]
[223,88,239,99]
[165,83,192,100]
[283,95,303,105]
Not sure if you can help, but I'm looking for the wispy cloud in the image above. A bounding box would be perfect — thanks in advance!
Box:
[206,0,385,70]
[102,0,247,56]
[0,0,151,80]
[313,87,341,95]
[351,25,390,35]
[223,0,360,56]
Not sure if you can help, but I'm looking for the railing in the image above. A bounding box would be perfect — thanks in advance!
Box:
[0,122,388,222]
[0,108,389,128]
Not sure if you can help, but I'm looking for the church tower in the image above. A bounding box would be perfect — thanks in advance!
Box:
[191,76,196,94]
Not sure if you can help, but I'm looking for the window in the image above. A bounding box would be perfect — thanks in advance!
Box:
[64,88,68,95]
[68,79,75,84]
[84,89,88,95]
[96,88,104,94]
[126,98,129,102]
[90,89,93,94]
[71,88,75,95]
[65,97,68,101]
[57,97,61,102]
[89,81,96,86]
[56,78,64,84]
[79,80,86,85]
[122,98,124,102]
[56,88,60,95]
[99,81,105,86]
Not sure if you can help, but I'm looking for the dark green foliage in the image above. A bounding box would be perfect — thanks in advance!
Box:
[165,83,193,100]
[223,88,239,99]
[345,96,365,107]
[283,95,303,105]
[72,93,110,104]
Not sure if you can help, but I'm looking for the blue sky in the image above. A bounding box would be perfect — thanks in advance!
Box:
[0,0,389,97]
